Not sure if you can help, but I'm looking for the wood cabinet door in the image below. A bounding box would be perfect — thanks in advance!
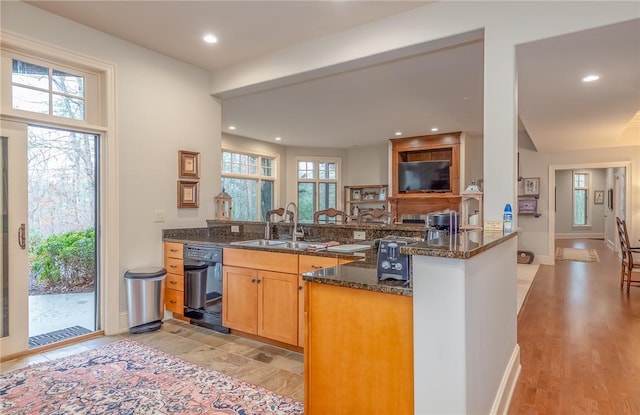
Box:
[165,288,183,314]
[298,255,338,274]
[257,270,298,345]
[297,255,339,346]
[222,266,258,334]
[297,274,305,347]
[164,242,183,259]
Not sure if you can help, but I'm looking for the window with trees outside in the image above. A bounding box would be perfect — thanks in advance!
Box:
[573,172,590,227]
[297,158,339,223]
[11,59,85,121]
[222,151,275,221]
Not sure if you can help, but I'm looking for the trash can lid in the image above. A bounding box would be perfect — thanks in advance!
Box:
[124,267,167,279]
[184,260,208,271]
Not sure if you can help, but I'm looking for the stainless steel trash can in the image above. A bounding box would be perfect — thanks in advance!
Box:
[125,267,166,334]
[184,260,209,310]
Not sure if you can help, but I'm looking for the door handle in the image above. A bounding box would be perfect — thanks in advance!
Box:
[18,224,26,250]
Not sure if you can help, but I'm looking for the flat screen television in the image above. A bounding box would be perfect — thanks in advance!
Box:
[398,160,451,193]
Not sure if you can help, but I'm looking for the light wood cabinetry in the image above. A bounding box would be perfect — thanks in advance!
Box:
[298,255,340,347]
[223,248,299,345]
[163,242,184,315]
[389,132,462,220]
[343,184,389,219]
[304,282,414,414]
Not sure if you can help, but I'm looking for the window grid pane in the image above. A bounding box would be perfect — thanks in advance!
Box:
[12,86,49,114]
[11,59,87,121]
[52,69,85,97]
[222,177,257,221]
[574,189,587,225]
[53,95,85,120]
[298,161,315,179]
[298,182,315,223]
[12,59,49,89]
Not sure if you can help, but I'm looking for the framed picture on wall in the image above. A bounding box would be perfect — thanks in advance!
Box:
[522,177,540,196]
[178,150,200,179]
[177,181,199,208]
[594,190,604,204]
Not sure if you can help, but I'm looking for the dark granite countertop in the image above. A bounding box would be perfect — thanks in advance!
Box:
[302,263,411,297]
[162,227,516,298]
[402,230,517,259]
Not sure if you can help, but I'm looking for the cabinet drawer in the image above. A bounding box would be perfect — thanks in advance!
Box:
[223,248,298,274]
[299,255,338,274]
[164,242,183,259]
[166,273,184,292]
[165,257,183,276]
[165,288,183,314]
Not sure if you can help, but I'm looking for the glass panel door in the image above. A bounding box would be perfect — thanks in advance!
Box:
[0,120,30,357]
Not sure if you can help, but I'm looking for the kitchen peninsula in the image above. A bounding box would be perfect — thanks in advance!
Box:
[164,221,519,414]
[302,230,518,415]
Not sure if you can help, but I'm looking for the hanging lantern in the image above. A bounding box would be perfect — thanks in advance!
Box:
[214,188,232,220]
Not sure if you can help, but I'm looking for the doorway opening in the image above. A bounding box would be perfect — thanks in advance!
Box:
[27,125,99,348]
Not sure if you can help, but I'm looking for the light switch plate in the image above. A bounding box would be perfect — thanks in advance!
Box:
[353,230,366,240]
[231,225,240,233]
[154,210,165,222]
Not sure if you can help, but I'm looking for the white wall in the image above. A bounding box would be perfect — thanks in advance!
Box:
[518,146,639,263]
[209,1,639,225]
[345,143,388,186]
[2,2,221,322]
[555,169,606,237]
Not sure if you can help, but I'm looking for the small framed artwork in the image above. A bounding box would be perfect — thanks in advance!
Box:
[352,189,361,200]
[178,150,200,179]
[177,181,199,208]
[594,190,604,204]
[522,177,540,196]
[518,198,538,214]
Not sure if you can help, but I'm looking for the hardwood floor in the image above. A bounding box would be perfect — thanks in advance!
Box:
[509,238,640,414]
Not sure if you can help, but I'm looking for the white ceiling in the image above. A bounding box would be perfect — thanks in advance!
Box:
[26,1,640,152]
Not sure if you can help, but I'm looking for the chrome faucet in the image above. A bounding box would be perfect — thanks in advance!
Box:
[285,201,304,242]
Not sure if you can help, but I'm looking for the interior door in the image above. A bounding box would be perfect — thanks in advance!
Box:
[0,120,30,357]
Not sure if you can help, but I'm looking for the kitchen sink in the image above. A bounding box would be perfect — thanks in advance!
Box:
[229,239,311,250]
[282,241,310,250]
[230,239,286,247]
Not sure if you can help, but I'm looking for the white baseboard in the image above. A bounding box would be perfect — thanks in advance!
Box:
[555,233,605,239]
[490,344,521,415]
[534,254,554,265]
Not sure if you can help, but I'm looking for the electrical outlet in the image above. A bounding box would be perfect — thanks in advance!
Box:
[353,230,366,240]
[154,210,165,222]
[231,225,240,233]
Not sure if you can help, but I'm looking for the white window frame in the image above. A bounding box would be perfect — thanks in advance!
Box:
[221,149,277,221]
[1,31,118,336]
[572,171,591,228]
[2,51,102,127]
[295,156,341,222]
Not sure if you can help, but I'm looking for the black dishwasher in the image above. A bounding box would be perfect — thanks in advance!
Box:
[183,244,229,334]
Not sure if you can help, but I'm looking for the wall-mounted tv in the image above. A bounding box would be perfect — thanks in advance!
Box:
[398,160,451,193]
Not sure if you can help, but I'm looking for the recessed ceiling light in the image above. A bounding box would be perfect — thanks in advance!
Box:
[203,34,218,44]
[431,127,439,132]
[228,125,236,130]
[275,137,282,141]
[395,131,402,136]
[582,74,600,82]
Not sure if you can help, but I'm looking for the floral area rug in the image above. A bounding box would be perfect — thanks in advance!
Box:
[0,339,303,414]
[555,247,600,263]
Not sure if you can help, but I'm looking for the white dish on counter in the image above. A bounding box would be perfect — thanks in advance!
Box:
[326,244,371,252]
